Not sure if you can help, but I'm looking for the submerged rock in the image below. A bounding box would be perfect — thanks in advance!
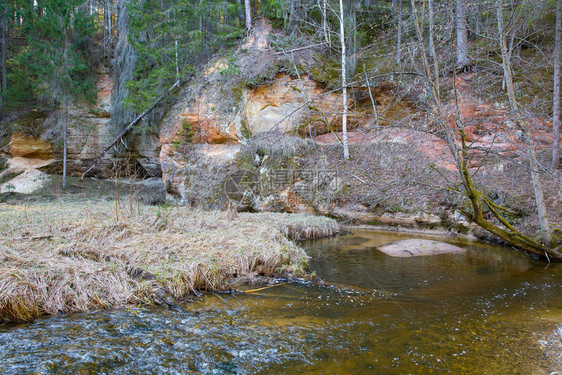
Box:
[377,239,465,257]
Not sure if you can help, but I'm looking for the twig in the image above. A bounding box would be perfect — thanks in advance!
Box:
[351,174,366,184]
[2,235,53,241]
[0,135,26,152]
[243,281,293,293]
[273,42,327,55]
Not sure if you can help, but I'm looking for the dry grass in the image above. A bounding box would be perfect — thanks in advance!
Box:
[0,201,338,323]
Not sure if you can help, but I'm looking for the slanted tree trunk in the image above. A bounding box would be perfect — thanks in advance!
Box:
[245,0,251,31]
[530,151,552,246]
[339,0,349,160]
[496,1,552,247]
[455,0,469,69]
[456,129,560,259]
[553,0,561,170]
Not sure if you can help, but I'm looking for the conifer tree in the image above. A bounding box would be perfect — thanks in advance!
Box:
[125,0,243,113]
[19,0,97,188]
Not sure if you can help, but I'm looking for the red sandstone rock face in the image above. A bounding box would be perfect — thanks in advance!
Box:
[9,133,54,160]
[442,73,552,148]
[312,73,554,173]
[314,129,457,171]
[5,75,162,178]
[245,74,343,134]
[159,68,556,206]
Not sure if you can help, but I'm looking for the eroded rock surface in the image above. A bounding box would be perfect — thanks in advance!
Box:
[9,133,54,160]
[0,169,51,194]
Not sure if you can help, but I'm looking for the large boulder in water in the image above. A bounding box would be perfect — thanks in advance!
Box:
[377,239,465,257]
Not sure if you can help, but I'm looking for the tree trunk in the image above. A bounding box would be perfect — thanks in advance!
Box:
[428,0,436,58]
[496,1,517,111]
[245,0,251,31]
[339,0,349,160]
[344,0,357,78]
[530,151,552,246]
[411,0,442,115]
[321,0,330,45]
[456,130,560,260]
[288,0,299,34]
[497,1,553,248]
[396,0,402,64]
[0,4,6,114]
[428,0,439,98]
[174,38,179,83]
[455,0,469,68]
[62,101,68,190]
[553,0,561,170]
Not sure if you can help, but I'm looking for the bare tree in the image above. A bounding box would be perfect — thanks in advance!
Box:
[338,0,349,159]
[401,0,559,258]
[320,0,330,45]
[396,0,402,64]
[455,0,469,69]
[428,0,439,98]
[411,0,441,114]
[0,2,6,114]
[553,0,561,170]
[245,0,252,31]
[494,0,552,246]
[496,0,517,110]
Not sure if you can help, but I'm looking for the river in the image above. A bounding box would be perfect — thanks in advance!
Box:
[0,230,560,374]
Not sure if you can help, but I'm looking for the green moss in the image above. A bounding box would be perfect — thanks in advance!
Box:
[309,54,341,88]
[231,81,246,107]
[240,118,252,140]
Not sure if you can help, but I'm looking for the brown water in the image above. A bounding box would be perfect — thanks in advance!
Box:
[0,230,561,374]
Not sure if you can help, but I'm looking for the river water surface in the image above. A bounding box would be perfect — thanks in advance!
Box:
[1,230,561,374]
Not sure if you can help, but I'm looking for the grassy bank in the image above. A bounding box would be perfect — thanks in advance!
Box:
[0,200,339,323]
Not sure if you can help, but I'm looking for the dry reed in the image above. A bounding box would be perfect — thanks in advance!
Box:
[0,201,338,323]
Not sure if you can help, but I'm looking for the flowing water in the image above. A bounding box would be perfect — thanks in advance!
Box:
[1,230,561,374]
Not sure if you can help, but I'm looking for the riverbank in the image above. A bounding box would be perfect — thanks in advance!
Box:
[0,200,339,323]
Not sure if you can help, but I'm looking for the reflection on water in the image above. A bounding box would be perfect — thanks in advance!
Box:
[0,230,560,374]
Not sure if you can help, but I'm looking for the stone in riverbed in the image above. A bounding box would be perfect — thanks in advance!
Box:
[377,239,465,257]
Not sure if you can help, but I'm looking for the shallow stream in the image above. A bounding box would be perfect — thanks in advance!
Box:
[1,230,561,374]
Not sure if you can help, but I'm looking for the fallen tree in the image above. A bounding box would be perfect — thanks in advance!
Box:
[80,81,180,179]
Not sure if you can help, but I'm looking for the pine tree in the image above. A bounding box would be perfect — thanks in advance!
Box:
[19,0,97,188]
[124,0,244,114]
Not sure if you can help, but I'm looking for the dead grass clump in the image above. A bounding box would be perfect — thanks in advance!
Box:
[0,201,339,323]
[253,212,341,240]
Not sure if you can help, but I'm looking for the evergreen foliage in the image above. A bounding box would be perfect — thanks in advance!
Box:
[18,0,98,107]
[124,0,245,113]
